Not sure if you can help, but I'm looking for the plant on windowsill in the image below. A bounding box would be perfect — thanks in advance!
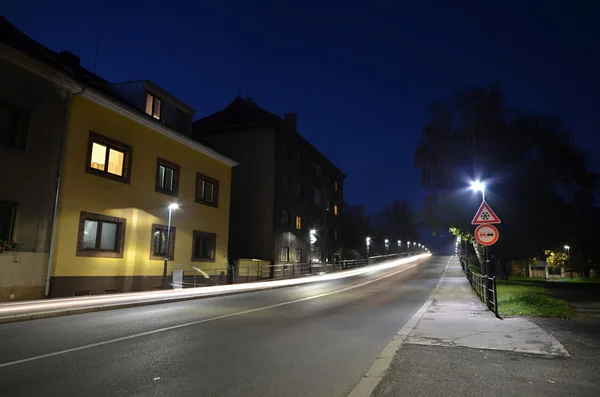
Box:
[0,240,15,253]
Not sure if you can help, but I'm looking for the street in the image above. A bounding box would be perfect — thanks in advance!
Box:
[0,255,441,397]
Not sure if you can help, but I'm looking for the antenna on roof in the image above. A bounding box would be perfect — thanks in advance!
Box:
[93,35,100,74]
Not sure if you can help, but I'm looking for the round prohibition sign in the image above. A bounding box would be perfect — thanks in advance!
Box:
[474,224,499,246]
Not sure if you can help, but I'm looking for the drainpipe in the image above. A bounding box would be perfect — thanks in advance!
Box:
[44,85,86,297]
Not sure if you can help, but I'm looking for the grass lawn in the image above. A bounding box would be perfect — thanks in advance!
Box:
[496,279,573,318]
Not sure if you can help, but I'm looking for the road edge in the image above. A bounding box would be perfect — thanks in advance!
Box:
[346,256,451,397]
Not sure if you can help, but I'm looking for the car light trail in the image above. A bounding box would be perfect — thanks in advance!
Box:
[0,254,431,315]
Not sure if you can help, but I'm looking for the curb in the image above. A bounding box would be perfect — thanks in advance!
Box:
[347,257,451,397]
[0,283,298,325]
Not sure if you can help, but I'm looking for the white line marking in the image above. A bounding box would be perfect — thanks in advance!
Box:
[347,256,452,397]
[0,259,430,369]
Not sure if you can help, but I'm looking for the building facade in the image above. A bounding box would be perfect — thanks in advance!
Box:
[193,98,345,269]
[0,22,69,300]
[0,17,236,299]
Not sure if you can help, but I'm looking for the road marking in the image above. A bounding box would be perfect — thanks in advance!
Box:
[347,256,452,397]
[0,259,430,369]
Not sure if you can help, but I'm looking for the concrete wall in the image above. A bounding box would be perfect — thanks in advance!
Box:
[50,96,232,296]
[0,57,66,301]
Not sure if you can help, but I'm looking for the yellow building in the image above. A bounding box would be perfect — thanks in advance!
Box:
[49,84,236,297]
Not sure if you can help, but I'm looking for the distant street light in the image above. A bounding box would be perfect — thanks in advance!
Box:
[162,203,179,289]
[366,237,371,265]
[470,181,486,202]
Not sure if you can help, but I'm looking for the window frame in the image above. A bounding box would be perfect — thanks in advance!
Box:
[155,157,180,197]
[333,204,339,216]
[85,132,133,184]
[282,175,290,192]
[145,92,162,120]
[0,201,17,242]
[76,211,126,258]
[295,248,302,263]
[314,188,322,207]
[295,216,302,230]
[0,100,29,150]
[282,210,289,226]
[280,246,290,263]
[192,230,217,262]
[315,163,322,179]
[195,172,219,208]
[150,224,176,260]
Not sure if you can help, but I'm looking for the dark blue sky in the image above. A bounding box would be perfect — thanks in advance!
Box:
[5,0,599,218]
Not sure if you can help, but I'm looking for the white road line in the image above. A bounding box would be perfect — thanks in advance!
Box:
[347,256,452,397]
[0,259,429,369]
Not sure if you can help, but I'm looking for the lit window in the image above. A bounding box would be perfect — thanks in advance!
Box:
[86,133,131,183]
[196,173,219,207]
[295,216,302,230]
[145,93,161,119]
[333,204,339,215]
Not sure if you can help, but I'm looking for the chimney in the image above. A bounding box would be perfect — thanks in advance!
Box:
[58,50,80,67]
[284,112,297,130]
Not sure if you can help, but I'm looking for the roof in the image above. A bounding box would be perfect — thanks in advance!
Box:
[194,97,347,178]
[110,79,196,115]
[0,16,235,167]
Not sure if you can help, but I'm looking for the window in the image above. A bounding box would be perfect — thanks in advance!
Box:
[295,248,302,263]
[192,231,216,261]
[282,211,289,226]
[333,204,339,215]
[282,176,290,192]
[326,200,331,212]
[314,189,322,207]
[195,173,219,207]
[280,246,289,262]
[155,158,180,196]
[150,224,175,260]
[296,153,302,165]
[334,180,340,192]
[145,93,162,120]
[315,163,322,179]
[0,102,28,150]
[76,212,126,258]
[86,132,132,183]
[0,201,16,241]
[295,216,302,230]
[334,228,338,241]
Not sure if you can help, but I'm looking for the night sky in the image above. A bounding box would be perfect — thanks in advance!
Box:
[4,1,599,222]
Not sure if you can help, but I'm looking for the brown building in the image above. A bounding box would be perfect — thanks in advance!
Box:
[193,97,346,267]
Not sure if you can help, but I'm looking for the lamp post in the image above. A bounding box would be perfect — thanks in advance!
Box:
[366,237,371,265]
[162,203,178,289]
[470,181,486,202]
[385,239,390,255]
[398,240,401,256]
[564,245,571,279]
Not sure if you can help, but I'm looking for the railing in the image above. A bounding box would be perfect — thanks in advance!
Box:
[461,258,500,318]
[171,252,421,288]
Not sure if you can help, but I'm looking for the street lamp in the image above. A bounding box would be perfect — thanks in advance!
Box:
[162,203,179,289]
[470,181,486,202]
[564,245,572,279]
[366,237,371,265]
[385,239,390,255]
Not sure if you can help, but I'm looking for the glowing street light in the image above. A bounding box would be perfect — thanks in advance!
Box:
[470,181,486,202]
[162,203,179,289]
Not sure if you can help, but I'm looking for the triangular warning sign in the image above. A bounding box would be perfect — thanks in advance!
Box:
[471,201,501,225]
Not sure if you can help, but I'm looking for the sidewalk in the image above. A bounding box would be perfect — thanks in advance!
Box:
[358,257,599,396]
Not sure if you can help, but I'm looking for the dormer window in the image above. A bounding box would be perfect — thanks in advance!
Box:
[145,93,161,120]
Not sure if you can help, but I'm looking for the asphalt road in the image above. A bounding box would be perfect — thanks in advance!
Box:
[0,255,446,397]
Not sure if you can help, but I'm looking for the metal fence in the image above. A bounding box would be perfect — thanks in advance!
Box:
[462,259,500,318]
[171,252,420,288]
